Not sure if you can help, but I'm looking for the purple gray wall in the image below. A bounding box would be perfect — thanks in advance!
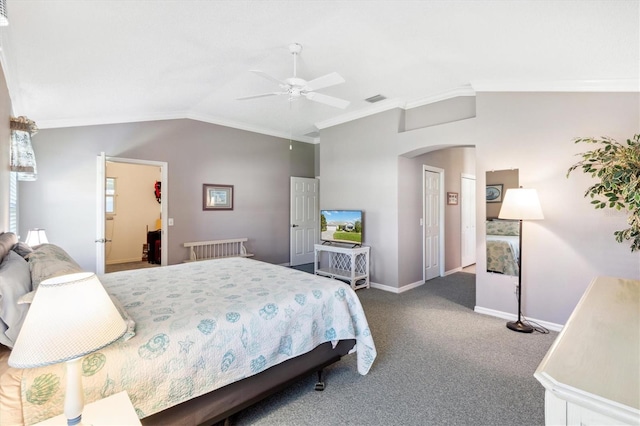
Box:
[18,119,315,269]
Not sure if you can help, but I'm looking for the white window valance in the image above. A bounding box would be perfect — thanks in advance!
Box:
[9,116,38,181]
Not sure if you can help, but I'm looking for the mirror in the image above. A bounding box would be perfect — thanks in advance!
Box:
[486,169,519,276]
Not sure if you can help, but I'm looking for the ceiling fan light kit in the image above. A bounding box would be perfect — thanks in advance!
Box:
[237,43,350,109]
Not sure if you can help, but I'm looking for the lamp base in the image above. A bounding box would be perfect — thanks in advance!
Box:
[506,320,533,333]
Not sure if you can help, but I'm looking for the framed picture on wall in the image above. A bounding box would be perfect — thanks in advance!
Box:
[447,192,458,205]
[486,184,503,203]
[203,184,234,210]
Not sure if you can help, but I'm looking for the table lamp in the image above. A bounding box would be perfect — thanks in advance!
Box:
[9,272,126,425]
[498,187,544,333]
[25,228,48,246]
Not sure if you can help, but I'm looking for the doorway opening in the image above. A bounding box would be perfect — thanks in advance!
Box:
[96,154,168,274]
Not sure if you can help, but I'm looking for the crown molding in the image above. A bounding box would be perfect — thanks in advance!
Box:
[185,112,314,143]
[33,110,314,143]
[34,112,190,130]
[404,85,476,109]
[315,98,404,130]
[471,79,640,92]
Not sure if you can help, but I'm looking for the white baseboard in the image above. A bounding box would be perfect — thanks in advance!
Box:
[106,257,144,265]
[474,306,564,332]
[371,280,424,294]
[444,267,462,276]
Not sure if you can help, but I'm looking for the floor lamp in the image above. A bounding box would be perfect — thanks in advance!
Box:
[498,187,544,333]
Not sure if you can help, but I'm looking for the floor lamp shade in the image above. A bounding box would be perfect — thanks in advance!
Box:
[498,188,543,333]
[498,188,544,221]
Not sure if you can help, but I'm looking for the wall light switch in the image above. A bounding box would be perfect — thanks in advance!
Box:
[168,218,174,226]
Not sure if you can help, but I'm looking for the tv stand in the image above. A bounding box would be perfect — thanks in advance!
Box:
[314,244,370,290]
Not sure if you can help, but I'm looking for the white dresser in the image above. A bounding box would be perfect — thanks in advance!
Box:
[534,276,640,425]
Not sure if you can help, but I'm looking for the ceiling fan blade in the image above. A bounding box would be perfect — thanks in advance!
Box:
[304,72,345,91]
[304,92,350,109]
[236,92,283,100]
[250,70,287,86]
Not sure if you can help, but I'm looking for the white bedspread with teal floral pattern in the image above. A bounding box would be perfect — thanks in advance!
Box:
[18,258,376,424]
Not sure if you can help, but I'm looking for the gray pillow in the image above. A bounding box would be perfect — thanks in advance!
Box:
[0,233,18,263]
[12,241,33,258]
[0,251,32,348]
[25,244,83,290]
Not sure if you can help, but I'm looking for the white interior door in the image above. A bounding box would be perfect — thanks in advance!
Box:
[461,174,476,267]
[424,167,443,281]
[290,177,319,266]
[95,152,106,274]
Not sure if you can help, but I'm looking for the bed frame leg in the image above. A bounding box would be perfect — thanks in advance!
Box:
[314,369,325,391]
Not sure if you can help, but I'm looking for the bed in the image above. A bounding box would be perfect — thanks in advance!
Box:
[0,235,376,425]
[486,219,520,275]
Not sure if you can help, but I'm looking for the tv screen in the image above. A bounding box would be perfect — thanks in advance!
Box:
[320,210,363,245]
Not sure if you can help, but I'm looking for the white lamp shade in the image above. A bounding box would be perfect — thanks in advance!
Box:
[25,228,48,246]
[498,188,544,220]
[9,272,126,368]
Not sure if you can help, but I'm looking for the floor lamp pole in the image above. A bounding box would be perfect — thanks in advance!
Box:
[507,219,533,333]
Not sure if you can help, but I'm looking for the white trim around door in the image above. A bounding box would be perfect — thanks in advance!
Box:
[423,165,445,281]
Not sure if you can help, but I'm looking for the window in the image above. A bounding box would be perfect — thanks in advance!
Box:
[106,177,116,215]
[8,172,17,233]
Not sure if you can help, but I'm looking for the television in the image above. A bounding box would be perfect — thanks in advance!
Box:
[320,210,363,245]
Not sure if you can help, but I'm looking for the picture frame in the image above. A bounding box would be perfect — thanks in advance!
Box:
[486,184,503,203]
[203,184,233,210]
[447,192,458,205]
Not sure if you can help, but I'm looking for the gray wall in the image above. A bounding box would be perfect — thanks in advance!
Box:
[18,119,315,270]
[0,65,11,231]
[398,147,476,285]
[321,92,640,325]
[320,109,403,288]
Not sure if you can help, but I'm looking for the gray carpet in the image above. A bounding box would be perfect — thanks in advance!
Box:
[231,269,557,426]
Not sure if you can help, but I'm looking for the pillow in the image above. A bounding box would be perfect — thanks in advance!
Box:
[486,219,520,236]
[12,241,33,258]
[26,244,83,290]
[0,233,18,263]
[0,251,32,348]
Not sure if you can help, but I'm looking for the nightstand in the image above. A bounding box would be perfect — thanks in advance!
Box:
[34,391,141,425]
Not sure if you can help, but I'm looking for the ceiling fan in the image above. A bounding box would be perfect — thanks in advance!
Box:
[237,43,350,109]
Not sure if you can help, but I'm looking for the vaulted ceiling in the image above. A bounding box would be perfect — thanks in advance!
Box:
[0,1,638,142]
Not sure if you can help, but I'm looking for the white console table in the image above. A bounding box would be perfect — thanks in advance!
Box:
[314,244,370,290]
[534,276,640,426]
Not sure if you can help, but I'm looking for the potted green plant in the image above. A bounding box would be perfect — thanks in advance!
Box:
[567,134,640,251]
